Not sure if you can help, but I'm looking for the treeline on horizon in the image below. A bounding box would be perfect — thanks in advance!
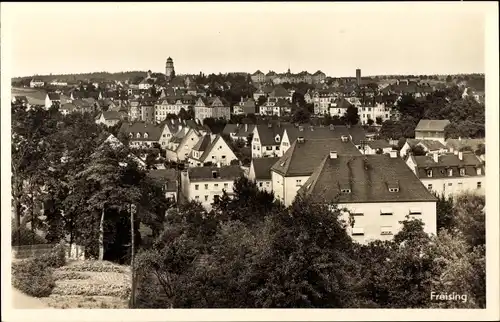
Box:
[12,71,485,83]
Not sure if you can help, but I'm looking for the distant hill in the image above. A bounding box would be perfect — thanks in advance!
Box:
[12,71,148,83]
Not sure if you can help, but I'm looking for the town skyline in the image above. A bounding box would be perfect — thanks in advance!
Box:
[5,3,486,78]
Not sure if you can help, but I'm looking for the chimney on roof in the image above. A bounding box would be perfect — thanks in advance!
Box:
[329,124,335,131]
[329,151,338,159]
[298,126,304,132]
[297,137,305,143]
[170,118,174,124]
[458,151,463,161]
[433,153,439,163]
[453,150,458,155]
[236,123,239,128]
[458,136,462,141]
[389,150,397,158]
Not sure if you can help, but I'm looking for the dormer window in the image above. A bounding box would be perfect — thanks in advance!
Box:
[144,132,149,139]
[297,137,305,143]
[341,135,349,142]
[136,133,141,138]
[476,167,482,175]
[275,135,280,143]
[341,189,351,194]
[129,133,133,138]
[426,169,433,177]
[460,168,465,176]
[388,187,399,192]
[447,168,453,177]
[212,171,218,179]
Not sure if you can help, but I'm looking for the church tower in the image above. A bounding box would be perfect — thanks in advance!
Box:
[165,57,175,80]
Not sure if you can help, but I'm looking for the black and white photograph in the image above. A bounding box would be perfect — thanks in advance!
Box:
[1,2,499,321]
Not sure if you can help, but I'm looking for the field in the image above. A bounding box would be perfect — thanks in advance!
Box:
[41,260,131,309]
[11,87,47,105]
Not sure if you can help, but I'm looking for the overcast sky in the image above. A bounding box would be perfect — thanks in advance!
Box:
[4,2,488,77]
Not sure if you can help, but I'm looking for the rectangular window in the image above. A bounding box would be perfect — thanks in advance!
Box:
[476,168,482,175]
[204,195,208,201]
[448,169,453,177]
[214,184,219,188]
[224,183,228,189]
[380,208,393,216]
[296,179,302,187]
[477,182,482,189]
[352,227,364,236]
[458,182,463,189]
[448,183,452,187]
[195,184,199,190]
[204,184,208,190]
[460,168,465,176]
[426,170,432,177]
[194,196,199,200]
[259,182,263,187]
[381,226,393,236]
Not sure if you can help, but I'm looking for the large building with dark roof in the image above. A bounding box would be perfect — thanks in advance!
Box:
[298,152,437,243]
[271,137,362,206]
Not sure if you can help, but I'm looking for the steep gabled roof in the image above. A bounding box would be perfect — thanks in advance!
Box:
[254,122,294,146]
[271,138,362,177]
[415,119,450,132]
[147,169,178,192]
[102,111,122,120]
[300,154,437,203]
[412,152,484,178]
[251,157,280,180]
[47,93,61,100]
[406,139,446,151]
[120,122,163,141]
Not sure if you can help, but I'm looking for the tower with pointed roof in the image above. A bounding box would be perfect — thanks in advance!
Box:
[165,57,175,80]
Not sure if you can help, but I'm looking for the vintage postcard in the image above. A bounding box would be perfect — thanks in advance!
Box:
[1,2,498,321]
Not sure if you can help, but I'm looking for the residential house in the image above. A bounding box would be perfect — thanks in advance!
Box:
[271,138,362,206]
[222,123,256,142]
[299,152,437,243]
[253,88,266,102]
[233,97,256,115]
[312,70,326,84]
[140,104,155,123]
[119,122,163,148]
[445,138,485,157]
[60,103,76,115]
[165,127,204,162]
[147,169,179,203]
[138,78,155,90]
[129,100,141,121]
[251,122,294,158]
[400,139,448,158]
[101,134,146,169]
[358,103,391,125]
[259,97,293,117]
[194,96,231,121]
[405,151,485,198]
[248,157,279,193]
[155,96,194,122]
[414,119,451,144]
[50,80,68,87]
[187,134,238,167]
[313,89,337,115]
[251,70,266,83]
[363,139,393,155]
[269,86,292,102]
[30,79,45,88]
[328,98,352,118]
[45,93,61,109]
[72,99,94,114]
[96,111,122,127]
[180,165,244,210]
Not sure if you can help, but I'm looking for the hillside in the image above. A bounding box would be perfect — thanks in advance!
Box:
[12,71,148,83]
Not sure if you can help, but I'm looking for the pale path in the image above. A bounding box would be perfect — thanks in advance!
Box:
[11,288,51,309]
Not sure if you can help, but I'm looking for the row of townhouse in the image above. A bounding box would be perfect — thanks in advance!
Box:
[251,70,327,84]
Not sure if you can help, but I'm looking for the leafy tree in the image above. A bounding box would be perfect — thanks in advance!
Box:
[435,193,455,232]
[475,143,485,156]
[375,117,383,125]
[344,105,360,126]
[410,145,427,156]
[246,133,254,147]
[367,119,374,126]
[453,194,485,249]
[178,108,189,121]
[291,108,310,124]
[292,92,305,107]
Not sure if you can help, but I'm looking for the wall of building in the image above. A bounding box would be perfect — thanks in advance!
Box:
[339,201,437,244]
[176,130,202,161]
[283,175,311,206]
[186,179,236,210]
[421,177,485,198]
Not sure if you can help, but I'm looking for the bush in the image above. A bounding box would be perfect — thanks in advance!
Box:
[12,259,56,297]
[53,271,90,281]
[38,242,67,268]
[51,281,130,299]
[11,226,47,246]
[59,260,128,273]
